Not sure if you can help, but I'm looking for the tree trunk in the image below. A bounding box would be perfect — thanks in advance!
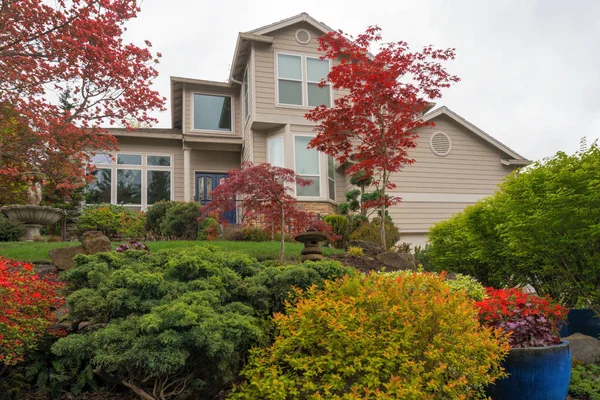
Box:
[380,186,387,250]
[280,203,285,264]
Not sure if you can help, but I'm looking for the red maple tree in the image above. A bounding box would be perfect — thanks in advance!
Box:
[306,26,459,249]
[0,0,165,201]
[201,162,319,263]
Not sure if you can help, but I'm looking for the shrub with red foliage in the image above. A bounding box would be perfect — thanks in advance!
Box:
[0,258,64,366]
[476,288,568,348]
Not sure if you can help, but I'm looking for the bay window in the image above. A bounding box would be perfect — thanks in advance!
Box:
[277,53,331,107]
[327,156,336,201]
[193,93,232,132]
[294,136,320,197]
[88,153,173,209]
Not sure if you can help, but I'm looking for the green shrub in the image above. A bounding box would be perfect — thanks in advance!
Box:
[231,273,508,399]
[569,364,600,400]
[241,226,271,242]
[159,201,202,240]
[414,245,433,271]
[349,217,400,249]
[0,217,24,242]
[54,247,353,399]
[144,200,172,237]
[323,214,348,248]
[197,216,220,240]
[77,204,145,240]
[347,246,364,257]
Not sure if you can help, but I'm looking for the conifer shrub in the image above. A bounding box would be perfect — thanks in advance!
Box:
[53,247,354,399]
[231,273,509,399]
[349,217,401,249]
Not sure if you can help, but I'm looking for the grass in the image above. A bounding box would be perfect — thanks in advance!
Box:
[0,240,343,263]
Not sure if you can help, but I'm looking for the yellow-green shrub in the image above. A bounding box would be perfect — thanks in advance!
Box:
[230,273,509,400]
[347,246,364,257]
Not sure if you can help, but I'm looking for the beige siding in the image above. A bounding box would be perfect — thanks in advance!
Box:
[190,150,240,174]
[384,114,516,236]
[183,84,242,137]
[242,55,254,163]
[116,137,185,201]
[335,169,346,203]
[253,130,267,163]
[388,115,514,194]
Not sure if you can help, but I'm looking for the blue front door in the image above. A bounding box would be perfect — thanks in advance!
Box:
[195,172,236,224]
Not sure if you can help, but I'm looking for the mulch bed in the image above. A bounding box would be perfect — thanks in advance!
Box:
[328,254,388,274]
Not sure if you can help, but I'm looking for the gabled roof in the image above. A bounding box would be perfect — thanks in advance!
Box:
[423,106,529,162]
[247,12,333,36]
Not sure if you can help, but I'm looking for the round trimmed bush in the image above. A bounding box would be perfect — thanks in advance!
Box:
[231,273,509,399]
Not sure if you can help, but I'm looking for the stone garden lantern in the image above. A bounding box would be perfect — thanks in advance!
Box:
[294,228,328,262]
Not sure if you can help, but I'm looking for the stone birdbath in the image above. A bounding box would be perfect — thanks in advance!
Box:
[1,181,66,241]
[294,228,328,262]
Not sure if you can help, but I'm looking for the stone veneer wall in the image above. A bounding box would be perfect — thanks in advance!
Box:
[296,201,337,216]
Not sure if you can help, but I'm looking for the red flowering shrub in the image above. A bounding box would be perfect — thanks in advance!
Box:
[476,288,568,348]
[0,258,64,366]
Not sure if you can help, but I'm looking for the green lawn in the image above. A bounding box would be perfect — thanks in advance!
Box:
[0,240,343,263]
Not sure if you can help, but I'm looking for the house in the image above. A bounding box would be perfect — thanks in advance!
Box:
[89,12,529,247]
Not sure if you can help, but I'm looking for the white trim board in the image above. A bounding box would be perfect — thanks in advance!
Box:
[387,192,489,203]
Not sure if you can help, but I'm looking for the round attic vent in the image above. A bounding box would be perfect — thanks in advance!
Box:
[295,29,311,44]
[430,132,452,156]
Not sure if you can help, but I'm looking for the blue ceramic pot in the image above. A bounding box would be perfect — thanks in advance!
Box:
[487,341,571,400]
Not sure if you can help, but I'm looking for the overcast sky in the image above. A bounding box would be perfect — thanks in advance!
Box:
[123,0,600,161]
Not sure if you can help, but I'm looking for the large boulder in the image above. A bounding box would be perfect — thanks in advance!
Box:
[49,245,84,271]
[348,240,384,255]
[376,251,417,271]
[563,333,600,364]
[81,231,111,254]
[49,231,111,271]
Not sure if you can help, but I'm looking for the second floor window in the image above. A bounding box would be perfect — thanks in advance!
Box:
[193,93,232,132]
[277,54,331,108]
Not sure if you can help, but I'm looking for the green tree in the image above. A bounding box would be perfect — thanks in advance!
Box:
[428,144,600,314]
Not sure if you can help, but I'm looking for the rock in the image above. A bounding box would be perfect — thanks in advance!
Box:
[376,251,417,271]
[48,231,111,271]
[34,263,58,277]
[563,333,600,364]
[81,231,111,254]
[49,244,84,271]
[348,240,384,254]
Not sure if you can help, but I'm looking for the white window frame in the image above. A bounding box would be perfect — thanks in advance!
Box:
[327,155,336,201]
[293,134,321,199]
[306,56,332,108]
[191,91,235,134]
[89,152,174,210]
[267,134,284,167]
[275,52,333,109]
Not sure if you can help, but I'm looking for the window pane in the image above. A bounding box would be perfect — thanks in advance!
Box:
[268,136,283,167]
[87,168,111,204]
[147,155,171,166]
[117,169,141,205]
[308,83,331,107]
[193,94,232,131]
[198,177,204,201]
[297,177,320,197]
[294,136,319,175]
[278,80,302,105]
[117,154,142,165]
[91,153,112,165]
[277,54,301,80]
[147,170,171,205]
[329,179,335,201]
[307,58,329,82]
[206,177,213,200]
[327,156,335,179]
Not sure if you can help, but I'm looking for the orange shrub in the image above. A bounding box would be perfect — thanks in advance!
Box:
[231,272,509,400]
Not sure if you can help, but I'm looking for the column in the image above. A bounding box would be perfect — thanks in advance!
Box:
[183,146,191,202]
